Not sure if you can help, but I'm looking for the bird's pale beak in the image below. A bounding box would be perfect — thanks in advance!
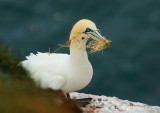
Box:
[88,30,105,41]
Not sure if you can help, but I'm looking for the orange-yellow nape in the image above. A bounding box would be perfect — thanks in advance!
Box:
[69,19,97,40]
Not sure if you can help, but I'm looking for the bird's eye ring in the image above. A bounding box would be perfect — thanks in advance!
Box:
[85,27,92,32]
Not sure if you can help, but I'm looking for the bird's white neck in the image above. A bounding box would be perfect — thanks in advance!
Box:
[69,37,88,62]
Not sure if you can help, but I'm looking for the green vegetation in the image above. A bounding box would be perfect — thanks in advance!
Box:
[0,43,82,113]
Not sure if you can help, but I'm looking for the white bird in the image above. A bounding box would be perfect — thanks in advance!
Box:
[21,19,106,99]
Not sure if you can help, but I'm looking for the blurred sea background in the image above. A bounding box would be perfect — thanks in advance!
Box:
[0,0,160,106]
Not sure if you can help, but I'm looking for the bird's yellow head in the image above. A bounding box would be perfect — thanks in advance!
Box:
[68,19,111,53]
[69,19,104,41]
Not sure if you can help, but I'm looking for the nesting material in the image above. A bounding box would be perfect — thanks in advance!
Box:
[87,37,111,53]
[58,37,111,54]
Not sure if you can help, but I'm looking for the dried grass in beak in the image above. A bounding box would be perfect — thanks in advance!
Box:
[87,37,111,53]
[56,37,111,54]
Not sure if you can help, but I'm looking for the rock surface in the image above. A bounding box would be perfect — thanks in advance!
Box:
[71,92,160,113]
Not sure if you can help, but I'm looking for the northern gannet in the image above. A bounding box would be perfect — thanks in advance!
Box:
[21,19,110,105]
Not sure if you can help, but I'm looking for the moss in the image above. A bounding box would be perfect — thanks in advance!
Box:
[0,43,82,113]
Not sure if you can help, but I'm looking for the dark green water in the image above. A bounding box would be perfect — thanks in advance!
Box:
[0,0,160,106]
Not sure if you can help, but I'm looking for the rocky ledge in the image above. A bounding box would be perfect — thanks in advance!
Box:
[70,92,160,113]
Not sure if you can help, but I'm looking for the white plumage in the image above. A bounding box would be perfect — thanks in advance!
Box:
[21,19,104,93]
[21,52,93,93]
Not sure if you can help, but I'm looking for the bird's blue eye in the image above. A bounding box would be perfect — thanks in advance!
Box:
[85,27,92,32]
